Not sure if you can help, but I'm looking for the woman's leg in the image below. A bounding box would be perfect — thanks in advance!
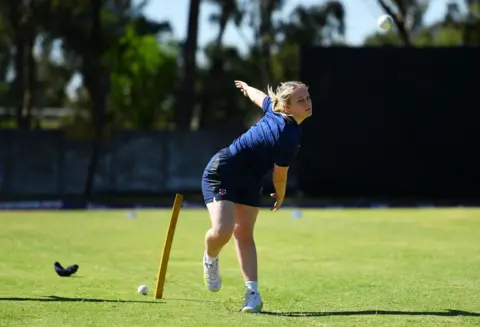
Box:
[234,203,263,313]
[205,200,236,257]
[203,199,236,292]
[233,204,259,283]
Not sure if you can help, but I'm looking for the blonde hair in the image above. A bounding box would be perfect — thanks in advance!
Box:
[267,81,308,119]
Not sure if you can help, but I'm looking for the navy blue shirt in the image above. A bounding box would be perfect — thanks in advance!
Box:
[228,96,302,178]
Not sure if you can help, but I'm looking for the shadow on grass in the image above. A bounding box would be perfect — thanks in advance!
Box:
[0,295,160,304]
[164,297,223,303]
[262,309,480,317]
[0,296,226,305]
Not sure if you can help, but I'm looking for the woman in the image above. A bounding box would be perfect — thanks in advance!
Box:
[201,80,312,313]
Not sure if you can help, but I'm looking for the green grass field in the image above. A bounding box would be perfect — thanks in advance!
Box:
[1,208,479,327]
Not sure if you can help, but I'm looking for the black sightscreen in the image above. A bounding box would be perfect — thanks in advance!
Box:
[298,46,480,199]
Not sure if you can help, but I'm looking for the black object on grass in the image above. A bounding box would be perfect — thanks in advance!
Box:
[54,261,79,277]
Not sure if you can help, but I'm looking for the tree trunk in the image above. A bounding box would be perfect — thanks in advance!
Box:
[83,0,109,202]
[24,24,35,129]
[10,0,32,130]
[378,0,412,47]
[174,0,200,129]
[13,35,26,129]
[199,5,231,129]
[258,0,275,85]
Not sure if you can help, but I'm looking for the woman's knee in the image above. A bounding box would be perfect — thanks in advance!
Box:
[207,200,236,240]
[233,224,255,243]
[211,222,235,241]
[233,203,258,242]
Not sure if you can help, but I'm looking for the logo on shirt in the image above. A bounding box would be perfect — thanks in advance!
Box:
[218,188,227,196]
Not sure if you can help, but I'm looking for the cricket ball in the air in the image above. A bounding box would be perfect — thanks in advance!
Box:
[377,14,393,31]
[137,285,148,295]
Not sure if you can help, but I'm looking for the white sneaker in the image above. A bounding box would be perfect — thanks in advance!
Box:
[203,255,222,292]
[241,290,263,313]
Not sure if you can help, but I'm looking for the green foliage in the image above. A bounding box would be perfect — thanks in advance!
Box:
[279,1,345,46]
[36,40,74,108]
[2,0,478,131]
[364,30,405,46]
[0,0,351,130]
[268,1,345,87]
[0,0,360,130]
[414,25,463,46]
[198,44,255,128]
[365,24,466,47]
[107,25,178,129]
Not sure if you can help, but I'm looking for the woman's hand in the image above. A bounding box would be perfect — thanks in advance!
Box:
[234,80,249,97]
[234,80,267,110]
[270,193,284,212]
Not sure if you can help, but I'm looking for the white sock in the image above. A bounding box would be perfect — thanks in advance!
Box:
[204,252,218,263]
[245,281,258,293]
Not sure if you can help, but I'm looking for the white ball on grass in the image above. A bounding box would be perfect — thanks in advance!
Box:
[377,14,393,31]
[137,285,148,295]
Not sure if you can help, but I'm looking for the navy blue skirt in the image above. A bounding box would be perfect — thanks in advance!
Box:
[201,148,263,207]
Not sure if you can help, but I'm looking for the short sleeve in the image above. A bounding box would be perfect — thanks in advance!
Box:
[262,96,273,114]
[274,138,300,167]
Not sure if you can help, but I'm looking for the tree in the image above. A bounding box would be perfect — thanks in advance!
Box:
[207,0,243,48]
[35,0,173,199]
[0,3,13,121]
[199,0,244,129]
[35,37,74,109]
[0,3,78,128]
[365,0,480,47]
[279,1,345,46]
[463,0,480,46]
[197,0,347,129]
[246,0,285,86]
[198,44,255,129]
[174,0,201,130]
[273,1,345,81]
[376,0,428,46]
[8,0,37,130]
[108,26,178,129]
